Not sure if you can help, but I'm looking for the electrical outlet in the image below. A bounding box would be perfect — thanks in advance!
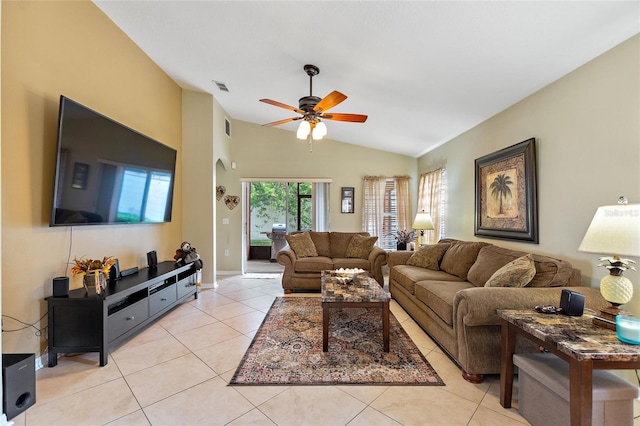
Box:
[222,218,229,225]
[224,249,229,256]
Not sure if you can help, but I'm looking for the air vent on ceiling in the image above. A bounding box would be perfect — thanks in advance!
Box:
[212,80,229,92]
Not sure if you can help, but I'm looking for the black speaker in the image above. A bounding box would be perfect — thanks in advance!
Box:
[560,289,585,316]
[52,276,69,297]
[109,259,120,283]
[147,250,157,269]
[2,354,35,420]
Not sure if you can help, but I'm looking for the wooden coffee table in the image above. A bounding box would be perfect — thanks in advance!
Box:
[321,270,390,352]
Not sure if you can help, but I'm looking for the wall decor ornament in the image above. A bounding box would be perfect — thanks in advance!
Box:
[216,185,226,201]
[474,138,538,243]
[224,195,240,210]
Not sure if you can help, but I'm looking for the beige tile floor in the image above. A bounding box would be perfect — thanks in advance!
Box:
[14,273,638,425]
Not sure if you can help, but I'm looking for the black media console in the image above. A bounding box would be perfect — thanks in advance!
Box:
[46,261,198,367]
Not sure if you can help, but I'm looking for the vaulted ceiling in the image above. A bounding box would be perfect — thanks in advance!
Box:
[94,1,639,157]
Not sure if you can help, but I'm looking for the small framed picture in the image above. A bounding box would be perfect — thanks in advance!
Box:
[71,162,89,189]
[341,187,354,214]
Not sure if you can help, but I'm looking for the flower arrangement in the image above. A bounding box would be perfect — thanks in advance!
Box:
[394,229,416,244]
[71,256,116,276]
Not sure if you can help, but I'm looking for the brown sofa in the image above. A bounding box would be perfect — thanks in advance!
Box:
[388,238,609,383]
[276,231,387,293]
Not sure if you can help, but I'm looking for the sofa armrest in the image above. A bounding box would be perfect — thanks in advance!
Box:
[368,246,388,286]
[387,251,414,269]
[276,247,296,267]
[368,246,387,265]
[453,286,609,327]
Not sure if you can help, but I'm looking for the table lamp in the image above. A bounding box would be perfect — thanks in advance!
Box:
[412,211,434,247]
[578,196,640,328]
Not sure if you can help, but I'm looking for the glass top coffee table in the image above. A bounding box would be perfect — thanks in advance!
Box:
[321,270,391,352]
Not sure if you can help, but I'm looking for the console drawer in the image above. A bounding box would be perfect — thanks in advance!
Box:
[177,276,196,299]
[108,300,148,342]
[149,285,177,316]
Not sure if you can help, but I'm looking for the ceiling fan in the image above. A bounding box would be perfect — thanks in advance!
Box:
[259,64,368,144]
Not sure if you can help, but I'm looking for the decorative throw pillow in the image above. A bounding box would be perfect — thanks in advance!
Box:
[484,254,536,288]
[285,232,318,258]
[406,243,451,270]
[345,235,378,259]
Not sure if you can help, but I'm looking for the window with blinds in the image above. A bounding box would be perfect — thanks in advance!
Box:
[381,178,397,250]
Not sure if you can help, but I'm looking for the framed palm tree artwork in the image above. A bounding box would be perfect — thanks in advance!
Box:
[474,138,538,243]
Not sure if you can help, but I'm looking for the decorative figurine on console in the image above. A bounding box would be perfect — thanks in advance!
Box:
[174,241,203,286]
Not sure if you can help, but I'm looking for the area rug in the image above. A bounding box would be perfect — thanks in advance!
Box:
[229,297,444,386]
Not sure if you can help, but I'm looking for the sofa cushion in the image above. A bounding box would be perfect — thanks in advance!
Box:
[415,280,475,326]
[345,235,378,259]
[484,254,536,288]
[285,232,318,258]
[406,243,450,270]
[439,241,487,280]
[467,245,576,288]
[528,255,576,288]
[330,232,369,258]
[309,232,331,257]
[294,256,333,273]
[467,245,523,287]
[333,258,371,271]
[391,265,464,295]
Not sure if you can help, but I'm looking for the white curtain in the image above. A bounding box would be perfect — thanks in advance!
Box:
[417,168,446,244]
[362,176,386,238]
[394,176,412,231]
[312,182,330,231]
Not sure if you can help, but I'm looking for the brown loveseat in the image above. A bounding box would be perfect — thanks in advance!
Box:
[277,231,387,293]
[388,238,609,383]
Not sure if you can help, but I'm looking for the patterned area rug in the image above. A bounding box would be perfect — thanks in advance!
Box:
[229,297,444,386]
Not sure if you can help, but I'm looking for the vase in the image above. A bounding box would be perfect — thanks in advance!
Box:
[397,242,407,251]
[83,270,106,295]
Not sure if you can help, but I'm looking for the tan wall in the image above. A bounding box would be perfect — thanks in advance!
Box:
[182,90,214,283]
[419,34,640,314]
[220,120,418,271]
[1,1,182,356]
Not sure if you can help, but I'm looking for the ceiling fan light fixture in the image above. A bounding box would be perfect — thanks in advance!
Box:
[296,120,310,139]
[314,121,327,138]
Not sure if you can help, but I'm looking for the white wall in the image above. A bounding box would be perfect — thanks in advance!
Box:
[419,34,640,314]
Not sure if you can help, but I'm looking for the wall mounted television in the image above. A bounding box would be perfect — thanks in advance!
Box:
[50,95,177,226]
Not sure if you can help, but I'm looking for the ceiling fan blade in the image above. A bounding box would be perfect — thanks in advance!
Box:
[313,91,347,113]
[321,113,368,123]
[262,116,302,127]
[259,99,305,114]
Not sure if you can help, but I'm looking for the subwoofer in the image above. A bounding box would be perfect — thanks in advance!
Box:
[2,353,35,420]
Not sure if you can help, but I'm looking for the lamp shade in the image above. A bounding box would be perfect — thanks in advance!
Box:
[296,120,311,139]
[412,211,434,230]
[578,203,640,257]
[315,121,327,138]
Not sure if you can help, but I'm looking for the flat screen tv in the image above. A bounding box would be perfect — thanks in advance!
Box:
[50,95,177,226]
